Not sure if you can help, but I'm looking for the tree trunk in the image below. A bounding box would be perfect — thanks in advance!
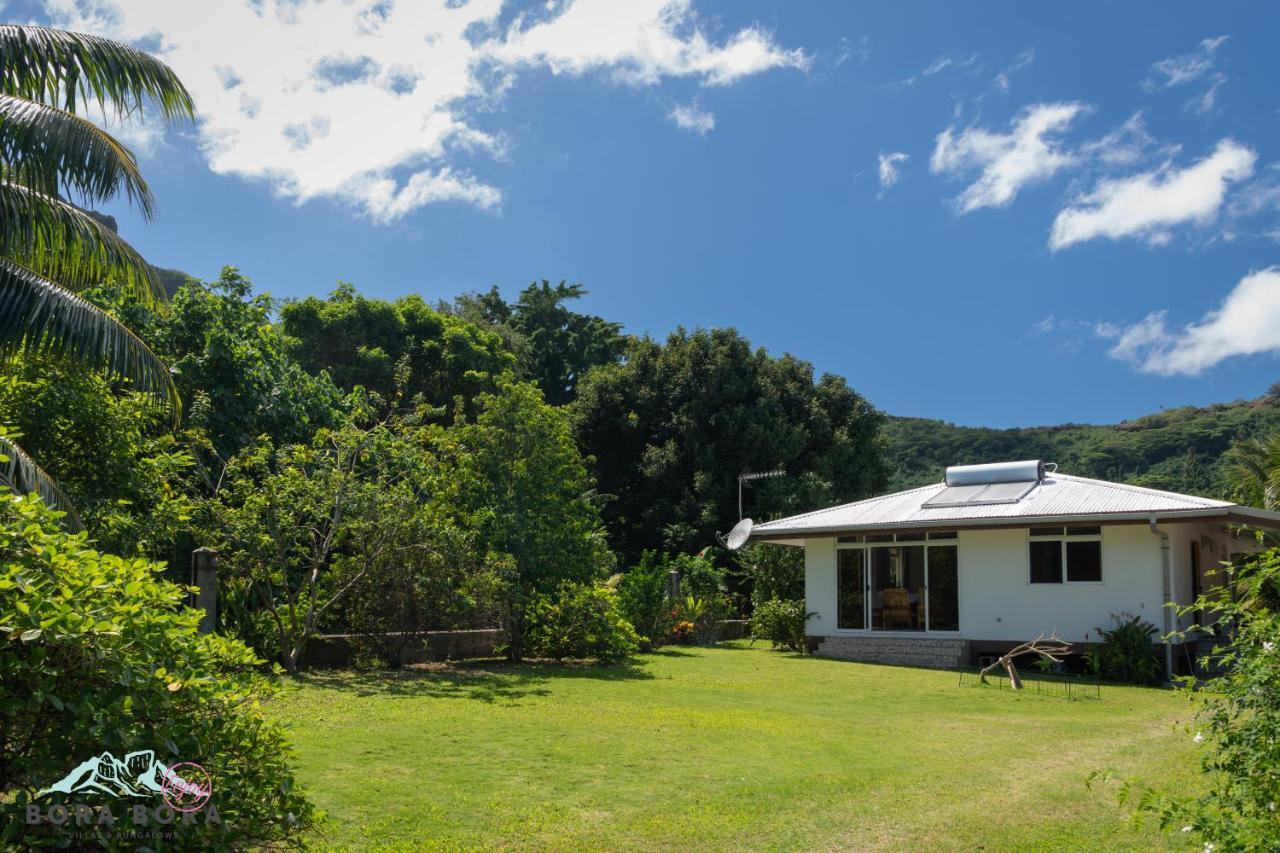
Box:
[1001,656,1022,690]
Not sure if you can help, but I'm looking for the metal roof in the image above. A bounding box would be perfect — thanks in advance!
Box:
[750,472,1280,540]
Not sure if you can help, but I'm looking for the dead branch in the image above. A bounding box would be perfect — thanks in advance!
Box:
[978,632,1073,690]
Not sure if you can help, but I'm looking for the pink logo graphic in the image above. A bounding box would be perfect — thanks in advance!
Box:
[161,762,212,813]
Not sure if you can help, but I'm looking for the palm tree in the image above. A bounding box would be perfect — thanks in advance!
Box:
[1225,432,1280,511]
[0,23,193,524]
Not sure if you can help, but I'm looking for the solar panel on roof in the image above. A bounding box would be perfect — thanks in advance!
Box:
[922,484,990,507]
[922,480,1038,508]
[974,480,1037,503]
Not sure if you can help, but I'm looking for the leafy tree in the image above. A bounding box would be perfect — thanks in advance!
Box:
[0,493,314,847]
[737,543,804,608]
[444,280,627,405]
[572,328,888,563]
[89,268,346,466]
[525,582,640,664]
[280,283,513,412]
[0,351,195,557]
[208,412,433,673]
[442,380,612,660]
[1225,431,1280,511]
[0,24,193,514]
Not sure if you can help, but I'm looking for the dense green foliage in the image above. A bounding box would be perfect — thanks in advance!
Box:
[93,268,347,463]
[884,395,1280,495]
[573,327,888,562]
[0,494,313,847]
[750,598,809,651]
[1084,612,1161,685]
[1101,550,1280,851]
[442,380,612,660]
[280,283,513,413]
[615,551,730,645]
[0,352,194,557]
[444,280,626,405]
[525,582,640,664]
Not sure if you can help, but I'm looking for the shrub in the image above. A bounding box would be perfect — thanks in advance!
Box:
[751,598,810,651]
[526,583,640,664]
[1085,612,1160,684]
[670,594,731,645]
[1096,549,1280,851]
[616,551,730,645]
[0,494,314,847]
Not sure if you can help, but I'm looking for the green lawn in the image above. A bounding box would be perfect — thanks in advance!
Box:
[270,643,1201,851]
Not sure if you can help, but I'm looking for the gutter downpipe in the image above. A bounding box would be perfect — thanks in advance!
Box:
[1149,517,1174,683]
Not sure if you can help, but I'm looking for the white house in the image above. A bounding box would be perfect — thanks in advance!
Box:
[749,460,1280,674]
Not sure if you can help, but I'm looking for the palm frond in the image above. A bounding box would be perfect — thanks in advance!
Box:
[0,180,161,304]
[0,434,83,530]
[0,94,154,216]
[0,24,194,121]
[0,257,179,418]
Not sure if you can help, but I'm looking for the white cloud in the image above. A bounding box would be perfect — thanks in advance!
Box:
[1078,112,1171,168]
[1098,267,1280,376]
[668,102,714,135]
[991,49,1034,94]
[877,151,908,197]
[1049,139,1256,250]
[1144,36,1229,114]
[894,49,980,88]
[930,102,1086,213]
[44,0,806,222]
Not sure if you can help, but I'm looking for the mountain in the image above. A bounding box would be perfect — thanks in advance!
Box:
[882,393,1280,496]
[39,749,170,799]
[85,210,192,298]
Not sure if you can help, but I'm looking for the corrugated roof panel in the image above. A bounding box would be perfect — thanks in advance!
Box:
[752,473,1238,537]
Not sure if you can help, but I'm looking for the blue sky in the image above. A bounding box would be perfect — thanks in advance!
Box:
[19,1,1280,427]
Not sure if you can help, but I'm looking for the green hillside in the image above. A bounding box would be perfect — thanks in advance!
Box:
[883,394,1280,498]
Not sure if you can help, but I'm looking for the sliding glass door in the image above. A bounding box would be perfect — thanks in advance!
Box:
[835,535,959,632]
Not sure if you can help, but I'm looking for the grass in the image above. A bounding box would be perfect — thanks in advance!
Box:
[269,642,1202,851]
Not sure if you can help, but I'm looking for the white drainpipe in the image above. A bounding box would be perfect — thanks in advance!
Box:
[1149,517,1174,682]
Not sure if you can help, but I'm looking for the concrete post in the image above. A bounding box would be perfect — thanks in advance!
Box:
[191,548,218,634]
[666,570,680,606]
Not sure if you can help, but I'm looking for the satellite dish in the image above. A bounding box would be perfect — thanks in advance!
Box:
[723,517,754,551]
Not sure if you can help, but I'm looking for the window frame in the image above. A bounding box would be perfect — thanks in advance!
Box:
[834,532,961,633]
[1026,526,1104,585]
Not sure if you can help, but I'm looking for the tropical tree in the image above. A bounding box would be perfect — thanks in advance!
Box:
[1226,431,1280,511]
[0,23,193,514]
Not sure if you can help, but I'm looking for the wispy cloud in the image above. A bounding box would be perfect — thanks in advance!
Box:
[45,0,807,222]
[1097,267,1280,376]
[668,102,715,135]
[930,102,1087,213]
[894,49,980,88]
[876,151,909,198]
[991,49,1035,94]
[1143,35,1229,114]
[1049,139,1256,250]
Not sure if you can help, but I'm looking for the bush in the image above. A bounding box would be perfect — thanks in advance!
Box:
[751,598,810,651]
[526,583,640,664]
[616,551,730,645]
[1085,612,1160,684]
[0,494,314,847]
[1097,549,1280,851]
[669,594,731,645]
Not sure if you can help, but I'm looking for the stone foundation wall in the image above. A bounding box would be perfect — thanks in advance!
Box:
[810,635,970,669]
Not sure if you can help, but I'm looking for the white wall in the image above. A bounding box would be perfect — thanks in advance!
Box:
[804,537,838,636]
[804,525,1171,643]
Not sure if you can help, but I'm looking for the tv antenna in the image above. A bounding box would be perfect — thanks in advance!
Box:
[738,469,784,521]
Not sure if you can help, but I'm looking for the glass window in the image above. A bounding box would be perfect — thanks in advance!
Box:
[1029,540,1063,583]
[870,546,925,630]
[1066,541,1102,582]
[1066,525,1101,537]
[837,549,865,629]
[928,531,958,540]
[1030,526,1065,538]
[866,533,894,543]
[927,546,959,631]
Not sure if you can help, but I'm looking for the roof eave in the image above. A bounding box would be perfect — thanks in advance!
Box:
[749,507,1239,541]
